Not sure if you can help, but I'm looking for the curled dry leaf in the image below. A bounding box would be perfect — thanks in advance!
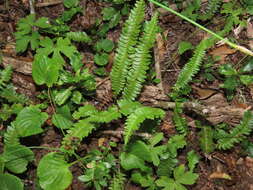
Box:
[209,172,232,180]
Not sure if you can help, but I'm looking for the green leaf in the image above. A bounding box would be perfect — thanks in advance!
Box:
[72,104,98,119]
[35,17,51,28]
[174,165,198,185]
[54,87,73,106]
[156,176,176,190]
[219,64,237,76]
[93,67,108,76]
[149,132,163,147]
[167,135,186,157]
[32,55,60,87]
[52,106,73,129]
[240,75,253,85]
[37,152,73,190]
[178,41,193,55]
[0,173,24,190]
[128,141,152,162]
[102,7,118,20]
[71,91,83,104]
[120,152,150,172]
[3,145,34,174]
[12,106,48,137]
[199,126,214,154]
[240,58,253,72]
[95,39,114,52]
[63,0,79,8]
[94,53,109,66]
[66,32,91,43]
[187,150,199,172]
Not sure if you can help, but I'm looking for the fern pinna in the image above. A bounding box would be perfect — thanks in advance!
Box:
[110,0,145,95]
[216,111,253,150]
[122,13,159,101]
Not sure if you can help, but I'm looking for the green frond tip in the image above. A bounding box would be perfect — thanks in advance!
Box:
[110,0,145,95]
[172,103,188,135]
[124,106,165,145]
[173,39,207,93]
[217,111,253,150]
[122,13,159,101]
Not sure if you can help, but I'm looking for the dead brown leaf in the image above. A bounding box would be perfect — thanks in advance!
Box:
[209,45,236,63]
[192,85,217,100]
[209,172,232,180]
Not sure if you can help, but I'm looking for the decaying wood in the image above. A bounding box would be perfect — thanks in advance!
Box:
[2,56,32,75]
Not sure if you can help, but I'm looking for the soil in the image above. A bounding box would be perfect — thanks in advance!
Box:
[1,0,253,190]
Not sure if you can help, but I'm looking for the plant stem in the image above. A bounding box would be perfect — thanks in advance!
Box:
[148,0,253,56]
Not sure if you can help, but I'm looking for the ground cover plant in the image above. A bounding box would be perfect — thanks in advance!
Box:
[1,0,253,189]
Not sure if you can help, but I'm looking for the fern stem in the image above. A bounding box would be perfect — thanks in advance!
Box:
[148,0,253,56]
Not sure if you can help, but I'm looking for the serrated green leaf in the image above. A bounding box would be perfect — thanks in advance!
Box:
[12,106,48,137]
[128,141,152,162]
[95,39,114,52]
[0,173,24,190]
[219,64,237,76]
[35,17,51,28]
[63,0,79,8]
[174,165,198,185]
[187,150,199,172]
[178,41,193,55]
[66,31,91,43]
[54,87,73,106]
[240,75,253,85]
[94,53,109,66]
[32,55,60,87]
[3,145,34,174]
[37,152,72,190]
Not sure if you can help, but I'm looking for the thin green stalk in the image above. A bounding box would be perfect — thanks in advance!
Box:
[148,0,253,56]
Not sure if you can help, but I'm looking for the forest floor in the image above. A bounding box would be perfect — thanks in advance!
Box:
[1,0,253,190]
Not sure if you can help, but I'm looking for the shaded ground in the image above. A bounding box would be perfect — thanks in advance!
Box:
[1,0,253,189]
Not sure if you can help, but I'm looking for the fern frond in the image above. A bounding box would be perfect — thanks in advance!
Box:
[110,0,145,95]
[199,126,214,154]
[217,111,253,150]
[173,39,208,93]
[122,13,159,101]
[61,120,95,152]
[72,104,98,120]
[200,0,222,20]
[0,65,12,88]
[0,85,28,104]
[4,125,20,146]
[172,103,188,135]
[109,171,126,190]
[157,157,178,177]
[86,106,121,123]
[124,106,165,145]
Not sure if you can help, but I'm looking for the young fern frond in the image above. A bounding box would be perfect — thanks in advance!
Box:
[4,125,20,146]
[110,0,145,95]
[172,103,188,135]
[109,171,126,190]
[173,39,208,93]
[122,13,159,101]
[217,111,253,150]
[199,126,214,154]
[124,106,165,145]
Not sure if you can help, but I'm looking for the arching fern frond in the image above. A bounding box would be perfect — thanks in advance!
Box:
[109,171,126,190]
[173,39,208,93]
[122,13,159,101]
[110,0,145,95]
[124,106,165,145]
[217,111,253,150]
[0,65,12,88]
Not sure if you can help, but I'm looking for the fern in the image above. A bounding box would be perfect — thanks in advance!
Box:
[172,103,188,135]
[199,126,214,154]
[217,111,253,150]
[62,106,121,152]
[173,39,208,93]
[124,106,165,145]
[0,85,28,104]
[200,0,222,20]
[0,65,12,88]
[4,125,20,146]
[109,171,126,190]
[122,13,159,101]
[110,0,145,95]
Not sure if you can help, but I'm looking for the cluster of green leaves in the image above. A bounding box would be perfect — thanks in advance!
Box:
[198,111,253,154]
[219,59,253,100]
[121,134,199,190]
